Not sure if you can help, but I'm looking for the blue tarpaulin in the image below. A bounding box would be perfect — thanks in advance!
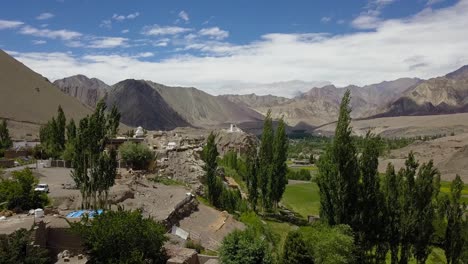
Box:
[66,210,103,218]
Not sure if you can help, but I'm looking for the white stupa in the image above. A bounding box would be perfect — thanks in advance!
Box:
[134,126,145,138]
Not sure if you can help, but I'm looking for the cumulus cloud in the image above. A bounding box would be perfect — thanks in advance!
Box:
[7,0,468,96]
[321,16,332,23]
[178,11,189,22]
[32,40,47,45]
[142,25,192,36]
[113,12,139,21]
[88,37,128,48]
[19,25,82,40]
[198,27,229,40]
[36,12,54,20]
[0,19,24,30]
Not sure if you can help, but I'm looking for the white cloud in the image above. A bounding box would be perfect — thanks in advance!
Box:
[32,40,47,45]
[0,19,24,30]
[122,29,130,34]
[427,0,445,5]
[198,27,229,40]
[88,37,128,48]
[321,16,332,23]
[19,25,82,40]
[142,25,192,36]
[7,0,468,97]
[36,12,54,20]
[178,11,189,22]
[135,52,154,58]
[352,0,396,29]
[100,20,112,29]
[112,12,139,21]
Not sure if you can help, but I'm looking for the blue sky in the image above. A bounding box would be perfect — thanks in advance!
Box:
[0,0,467,97]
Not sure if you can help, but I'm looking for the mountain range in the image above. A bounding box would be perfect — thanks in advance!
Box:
[2,49,468,132]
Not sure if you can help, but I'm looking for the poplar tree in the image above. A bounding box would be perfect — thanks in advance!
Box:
[56,105,66,150]
[382,163,401,264]
[0,119,12,152]
[258,110,274,210]
[281,230,314,264]
[317,90,360,226]
[357,132,385,263]
[271,117,288,209]
[444,175,466,264]
[204,132,222,207]
[246,143,259,211]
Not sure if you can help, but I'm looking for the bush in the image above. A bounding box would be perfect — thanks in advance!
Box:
[220,228,273,264]
[281,230,314,264]
[119,142,154,170]
[287,169,311,181]
[0,168,49,211]
[185,240,204,253]
[0,228,50,264]
[69,208,167,264]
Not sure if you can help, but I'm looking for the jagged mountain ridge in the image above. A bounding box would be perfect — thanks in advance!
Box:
[53,75,110,108]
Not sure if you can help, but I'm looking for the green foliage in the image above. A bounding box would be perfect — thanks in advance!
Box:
[444,175,467,264]
[119,141,154,170]
[317,90,360,226]
[271,118,288,208]
[69,208,167,264]
[258,110,274,210]
[40,106,67,158]
[204,132,223,208]
[0,168,49,211]
[0,228,50,264]
[70,99,120,209]
[185,240,204,253]
[300,223,355,264]
[281,230,314,264]
[287,168,311,181]
[219,228,273,264]
[0,119,12,156]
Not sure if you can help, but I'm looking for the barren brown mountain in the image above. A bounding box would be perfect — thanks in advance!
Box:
[380,65,468,116]
[107,80,263,130]
[0,50,92,137]
[54,74,110,108]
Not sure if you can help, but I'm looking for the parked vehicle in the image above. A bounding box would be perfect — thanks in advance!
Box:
[34,183,49,193]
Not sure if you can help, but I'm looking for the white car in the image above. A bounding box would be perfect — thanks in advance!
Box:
[34,184,49,193]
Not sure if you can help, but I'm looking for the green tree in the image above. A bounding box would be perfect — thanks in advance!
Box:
[300,223,355,264]
[56,105,66,150]
[0,228,50,264]
[398,152,419,264]
[271,117,288,209]
[356,132,385,263]
[220,228,273,264]
[70,99,121,209]
[66,119,77,141]
[69,208,167,264]
[107,105,121,138]
[381,163,401,264]
[119,141,154,170]
[258,110,274,210]
[281,230,314,264]
[412,160,440,264]
[317,90,360,226]
[204,132,222,207]
[444,175,466,264]
[0,119,12,155]
[246,144,259,211]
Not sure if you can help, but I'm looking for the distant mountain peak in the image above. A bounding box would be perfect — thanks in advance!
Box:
[445,65,468,80]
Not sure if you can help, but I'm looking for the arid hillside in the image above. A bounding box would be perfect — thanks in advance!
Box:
[0,50,91,124]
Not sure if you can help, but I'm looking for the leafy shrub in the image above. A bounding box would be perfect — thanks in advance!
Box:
[0,228,50,264]
[0,168,49,211]
[69,208,167,264]
[220,228,273,264]
[185,240,204,253]
[119,142,154,170]
[287,169,311,181]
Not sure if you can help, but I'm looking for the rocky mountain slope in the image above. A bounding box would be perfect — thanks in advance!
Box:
[107,80,263,130]
[223,78,421,126]
[0,49,91,125]
[53,75,110,108]
[380,65,468,116]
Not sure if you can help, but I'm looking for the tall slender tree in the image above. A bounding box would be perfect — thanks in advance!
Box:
[0,119,12,151]
[56,105,66,150]
[246,143,259,211]
[258,110,274,210]
[382,163,401,264]
[204,132,222,207]
[317,90,360,226]
[444,175,466,264]
[271,117,288,209]
[357,131,385,263]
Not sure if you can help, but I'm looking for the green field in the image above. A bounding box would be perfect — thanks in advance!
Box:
[281,182,320,217]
